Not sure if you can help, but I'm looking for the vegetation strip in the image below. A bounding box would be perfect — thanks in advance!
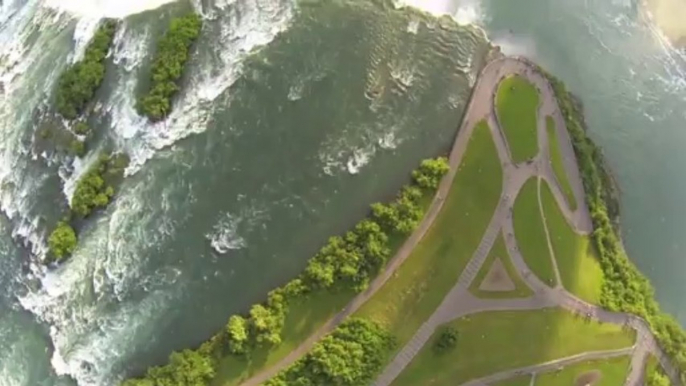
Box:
[512,177,557,286]
[495,74,540,163]
[546,116,577,211]
[55,20,117,120]
[542,68,686,382]
[121,157,450,386]
[540,180,603,304]
[138,13,203,121]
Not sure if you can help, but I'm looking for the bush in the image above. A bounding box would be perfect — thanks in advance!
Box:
[72,153,120,217]
[55,20,117,119]
[138,13,202,121]
[123,349,215,386]
[73,121,90,136]
[265,318,395,386]
[412,157,450,189]
[543,68,686,382]
[70,139,86,157]
[433,326,458,354]
[48,221,77,262]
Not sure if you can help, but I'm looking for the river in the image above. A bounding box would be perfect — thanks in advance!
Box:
[0,0,683,385]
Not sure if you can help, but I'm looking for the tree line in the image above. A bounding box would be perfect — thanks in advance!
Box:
[138,13,202,121]
[265,318,395,386]
[121,156,450,386]
[544,68,686,383]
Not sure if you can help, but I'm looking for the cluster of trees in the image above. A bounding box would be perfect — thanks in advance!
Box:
[46,153,128,263]
[265,318,395,386]
[545,69,686,382]
[72,155,117,217]
[138,13,202,121]
[433,326,458,354]
[55,20,117,120]
[121,157,450,385]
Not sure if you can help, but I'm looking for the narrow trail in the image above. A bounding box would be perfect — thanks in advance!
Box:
[239,56,680,386]
[372,56,681,386]
[461,347,634,386]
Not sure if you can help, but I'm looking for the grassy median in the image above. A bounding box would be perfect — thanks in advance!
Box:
[356,120,502,346]
[391,308,636,386]
[496,75,540,163]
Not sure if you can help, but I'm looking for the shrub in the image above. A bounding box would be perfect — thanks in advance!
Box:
[73,122,90,136]
[412,157,449,189]
[48,221,77,262]
[433,326,458,354]
[72,154,119,217]
[70,139,86,157]
[265,318,395,386]
[55,20,117,119]
[138,13,202,121]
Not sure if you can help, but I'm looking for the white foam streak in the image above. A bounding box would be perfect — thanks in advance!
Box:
[44,0,178,19]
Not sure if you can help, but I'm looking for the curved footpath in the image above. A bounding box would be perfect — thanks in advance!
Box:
[373,56,680,386]
[239,56,681,386]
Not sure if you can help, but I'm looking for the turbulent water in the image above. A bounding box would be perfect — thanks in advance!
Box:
[0,0,488,384]
[1,0,685,384]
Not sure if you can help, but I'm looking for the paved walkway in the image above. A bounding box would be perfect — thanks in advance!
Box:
[240,56,680,386]
[372,56,681,386]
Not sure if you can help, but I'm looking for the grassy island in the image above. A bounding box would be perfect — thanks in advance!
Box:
[55,20,117,120]
[138,13,202,121]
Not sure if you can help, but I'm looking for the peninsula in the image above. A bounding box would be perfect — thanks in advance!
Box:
[123,55,686,386]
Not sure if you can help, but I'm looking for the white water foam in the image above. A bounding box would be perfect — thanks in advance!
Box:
[207,212,247,254]
[44,0,178,18]
[394,0,483,26]
[108,0,295,176]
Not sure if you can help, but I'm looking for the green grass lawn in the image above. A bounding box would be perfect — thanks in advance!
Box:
[391,308,636,386]
[513,177,556,286]
[540,181,603,304]
[534,356,631,385]
[493,376,532,386]
[496,75,540,163]
[356,120,503,347]
[212,289,353,385]
[546,116,577,211]
[469,234,533,299]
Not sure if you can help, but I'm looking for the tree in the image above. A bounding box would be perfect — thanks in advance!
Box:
[647,370,670,386]
[250,304,283,346]
[145,349,215,386]
[433,326,458,353]
[412,157,449,189]
[48,221,77,261]
[226,315,249,354]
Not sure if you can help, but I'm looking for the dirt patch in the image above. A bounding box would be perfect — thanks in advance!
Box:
[478,257,516,291]
[574,369,602,386]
